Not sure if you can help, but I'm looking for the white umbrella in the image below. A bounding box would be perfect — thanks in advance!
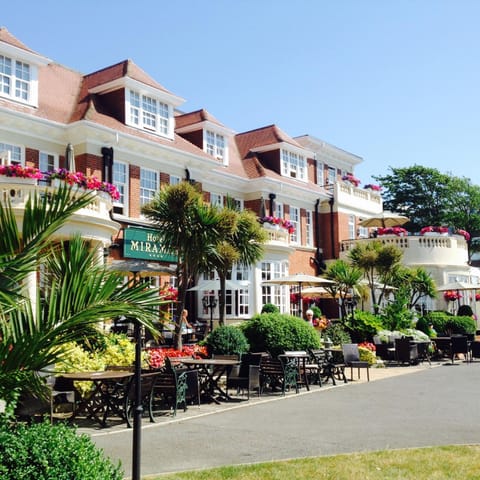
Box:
[436,281,478,292]
[187,279,248,291]
[301,286,340,299]
[65,143,75,172]
[262,273,335,317]
[109,259,175,276]
[359,211,409,228]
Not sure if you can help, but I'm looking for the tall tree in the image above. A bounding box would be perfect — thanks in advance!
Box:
[211,204,266,325]
[141,182,226,350]
[324,259,363,319]
[373,165,457,231]
[348,240,403,314]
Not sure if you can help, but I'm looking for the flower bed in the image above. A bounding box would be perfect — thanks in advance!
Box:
[377,227,407,236]
[146,345,208,369]
[420,226,449,235]
[363,184,382,192]
[259,215,295,234]
[444,290,462,302]
[0,164,120,200]
[342,174,361,187]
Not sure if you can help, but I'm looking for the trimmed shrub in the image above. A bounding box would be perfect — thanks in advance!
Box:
[241,313,321,356]
[345,310,384,343]
[204,325,249,355]
[261,303,279,314]
[457,304,474,317]
[426,311,476,335]
[323,321,352,346]
[0,421,123,479]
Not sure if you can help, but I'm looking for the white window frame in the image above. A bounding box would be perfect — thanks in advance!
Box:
[113,161,129,212]
[140,167,158,207]
[305,210,313,247]
[0,142,22,164]
[261,261,289,313]
[233,198,244,211]
[316,161,324,186]
[210,193,223,207]
[127,89,173,138]
[39,151,58,172]
[169,174,181,185]
[348,214,356,239]
[204,130,226,162]
[289,206,300,244]
[281,149,306,181]
[275,202,284,219]
[327,167,336,186]
[0,54,38,106]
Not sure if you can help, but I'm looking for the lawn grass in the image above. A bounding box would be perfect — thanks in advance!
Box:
[146,445,480,479]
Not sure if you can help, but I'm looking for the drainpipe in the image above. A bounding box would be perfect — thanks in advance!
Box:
[312,199,326,274]
[268,193,276,216]
[329,195,335,258]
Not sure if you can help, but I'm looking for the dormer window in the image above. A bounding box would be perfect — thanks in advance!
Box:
[127,89,172,137]
[0,55,38,106]
[205,130,226,162]
[281,149,306,181]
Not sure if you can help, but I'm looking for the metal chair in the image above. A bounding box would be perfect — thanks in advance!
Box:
[450,335,471,364]
[394,338,419,365]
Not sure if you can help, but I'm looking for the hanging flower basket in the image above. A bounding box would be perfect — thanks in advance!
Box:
[377,227,408,237]
[444,290,462,302]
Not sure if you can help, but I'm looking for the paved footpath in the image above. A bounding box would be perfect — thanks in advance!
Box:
[87,361,480,478]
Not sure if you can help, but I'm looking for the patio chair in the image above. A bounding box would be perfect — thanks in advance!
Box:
[260,356,298,395]
[306,348,345,386]
[342,344,370,381]
[226,353,262,399]
[450,335,471,364]
[470,340,480,362]
[394,337,419,365]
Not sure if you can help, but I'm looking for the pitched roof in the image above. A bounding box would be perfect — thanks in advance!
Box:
[84,59,173,94]
[175,109,226,130]
[0,27,38,54]
[235,124,304,158]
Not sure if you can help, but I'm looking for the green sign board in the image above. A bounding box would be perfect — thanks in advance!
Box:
[123,227,177,262]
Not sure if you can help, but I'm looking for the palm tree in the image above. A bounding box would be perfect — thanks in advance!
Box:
[212,205,266,325]
[324,259,363,319]
[141,182,226,350]
[0,186,166,415]
[348,240,403,314]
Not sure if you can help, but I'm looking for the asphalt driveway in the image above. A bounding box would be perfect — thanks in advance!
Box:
[89,361,480,477]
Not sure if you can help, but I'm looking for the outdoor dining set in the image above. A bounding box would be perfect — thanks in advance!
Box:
[45,335,479,428]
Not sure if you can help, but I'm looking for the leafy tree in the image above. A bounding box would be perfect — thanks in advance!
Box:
[211,202,266,325]
[392,266,437,310]
[142,182,227,350]
[324,259,362,319]
[0,188,166,415]
[373,165,480,232]
[348,240,403,314]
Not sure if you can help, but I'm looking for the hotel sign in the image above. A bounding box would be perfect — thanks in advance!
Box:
[124,227,177,262]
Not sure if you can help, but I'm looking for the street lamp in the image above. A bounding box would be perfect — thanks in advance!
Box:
[345,290,359,320]
[202,295,217,332]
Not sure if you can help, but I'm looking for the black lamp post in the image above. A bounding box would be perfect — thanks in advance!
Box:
[202,295,217,332]
[345,291,359,320]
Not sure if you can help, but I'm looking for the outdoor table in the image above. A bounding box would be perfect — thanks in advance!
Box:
[278,352,311,391]
[179,358,240,404]
[59,370,133,427]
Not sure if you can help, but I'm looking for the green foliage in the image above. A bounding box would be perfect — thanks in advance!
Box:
[426,311,476,335]
[260,303,280,314]
[415,316,436,337]
[358,346,377,366]
[0,421,123,479]
[345,310,384,343]
[379,289,415,331]
[310,305,322,318]
[457,304,474,317]
[323,321,352,346]
[241,313,321,356]
[204,325,250,355]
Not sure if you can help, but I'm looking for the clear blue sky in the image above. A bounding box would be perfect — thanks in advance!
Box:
[3,1,480,186]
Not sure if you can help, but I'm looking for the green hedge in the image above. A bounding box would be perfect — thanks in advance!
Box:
[241,313,321,356]
[204,325,249,355]
[0,422,122,479]
[424,311,476,335]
